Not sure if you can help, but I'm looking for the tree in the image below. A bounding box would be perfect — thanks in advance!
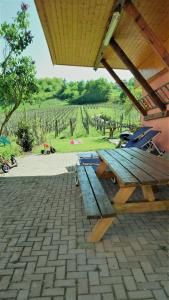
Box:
[0,2,38,135]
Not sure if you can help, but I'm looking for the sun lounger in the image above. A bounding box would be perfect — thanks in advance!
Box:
[124,130,163,155]
[120,126,152,142]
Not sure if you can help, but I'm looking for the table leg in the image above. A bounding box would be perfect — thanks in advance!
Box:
[87,217,115,242]
[113,186,136,204]
[141,185,155,202]
[96,161,107,177]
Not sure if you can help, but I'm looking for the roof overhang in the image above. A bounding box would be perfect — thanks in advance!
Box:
[35,0,169,79]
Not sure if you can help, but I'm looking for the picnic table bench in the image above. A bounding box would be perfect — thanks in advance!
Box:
[77,147,169,242]
[77,165,116,242]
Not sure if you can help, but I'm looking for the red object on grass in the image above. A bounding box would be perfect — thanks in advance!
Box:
[44,143,49,148]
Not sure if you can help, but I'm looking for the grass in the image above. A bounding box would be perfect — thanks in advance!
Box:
[33,136,116,153]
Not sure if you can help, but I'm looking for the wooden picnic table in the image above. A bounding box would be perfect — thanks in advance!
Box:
[96,147,169,213]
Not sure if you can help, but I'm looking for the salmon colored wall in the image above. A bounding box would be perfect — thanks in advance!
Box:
[141,70,169,152]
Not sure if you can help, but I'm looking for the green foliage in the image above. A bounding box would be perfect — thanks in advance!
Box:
[69,78,112,104]
[0,141,21,159]
[34,77,142,113]
[0,3,33,55]
[0,56,38,105]
[16,121,34,152]
[0,2,38,134]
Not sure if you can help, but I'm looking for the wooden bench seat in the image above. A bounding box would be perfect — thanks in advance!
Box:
[77,165,116,242]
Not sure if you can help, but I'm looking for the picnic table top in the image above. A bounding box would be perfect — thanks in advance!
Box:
[97,148,169,187]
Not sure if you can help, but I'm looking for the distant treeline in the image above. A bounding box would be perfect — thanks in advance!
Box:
[36,77,141,105]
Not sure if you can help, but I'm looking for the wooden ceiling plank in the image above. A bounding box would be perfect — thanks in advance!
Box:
[110,38,166,111]
[124,0,169,70]
[101,59,147,116]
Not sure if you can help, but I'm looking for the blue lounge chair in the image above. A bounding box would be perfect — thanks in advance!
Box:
[120,126,152,142]
[124,130,163,155]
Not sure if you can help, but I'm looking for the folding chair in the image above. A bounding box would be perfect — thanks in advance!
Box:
[124,130,163,155]
[78,152,101,170]
[120,126,152,142]
[75,152,101,185]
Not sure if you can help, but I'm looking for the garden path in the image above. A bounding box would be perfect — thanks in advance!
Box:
[2,153,78,177]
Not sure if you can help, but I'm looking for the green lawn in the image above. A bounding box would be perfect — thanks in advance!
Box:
[33,136,116,154]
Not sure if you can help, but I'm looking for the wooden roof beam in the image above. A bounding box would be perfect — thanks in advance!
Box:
[124,0,169,70]
[101,59,147,116]
[109,38,166,111]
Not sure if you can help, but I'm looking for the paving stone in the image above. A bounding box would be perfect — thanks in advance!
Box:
[138,281,161,290]
[12,268,24,282]
[36,267,55,274]
[78,295,101,300]
[102,293,115,300]
[55,279,76,287]
[141,261,154,274]
[123,276,137,291]
[89,271,100,285]
[30,281,42,297]
[161,281,169,296]
[132,268,146,283]
[65,287,76,300]
[153,289,169,300]
[17,289,29,300]
[128,290,153,299]
[90,285,112,293]
[113,283,127,299]
[0,275,11,289]
[0,290,17,298]
[42,288,64,296]
[78,278,88,294]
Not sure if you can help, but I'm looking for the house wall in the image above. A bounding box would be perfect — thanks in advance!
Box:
[141,70,169,152]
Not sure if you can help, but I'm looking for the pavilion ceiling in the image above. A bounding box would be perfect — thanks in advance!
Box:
[35,0,169,79]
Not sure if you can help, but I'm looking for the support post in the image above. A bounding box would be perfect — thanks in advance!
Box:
[110,38,166,111]
[124,0,169,70]
[101,59,147,116]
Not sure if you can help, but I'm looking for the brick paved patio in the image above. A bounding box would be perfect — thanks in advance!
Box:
[0,154,169,299]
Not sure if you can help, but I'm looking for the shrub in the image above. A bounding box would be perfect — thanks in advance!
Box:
[16,122,34,152]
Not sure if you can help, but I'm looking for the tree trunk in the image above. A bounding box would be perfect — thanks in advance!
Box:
[0,102,20,136]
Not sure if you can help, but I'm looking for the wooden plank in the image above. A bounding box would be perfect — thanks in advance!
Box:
[130,148,169,173]
[113,187,136,204]
[110,38,166,111]
[97,150,139,186]
[144,110,169,121]
[87,217,114,242]
[141,185,155,202]
[126,148,169,177]
[119,148,169,183]
[115,200,169,213]
[77,166,101,219]
[101,59,147,116]
[107,150,156,184]
[124,0,169,70]
[98,171,115,179]
[85,166,116,217]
